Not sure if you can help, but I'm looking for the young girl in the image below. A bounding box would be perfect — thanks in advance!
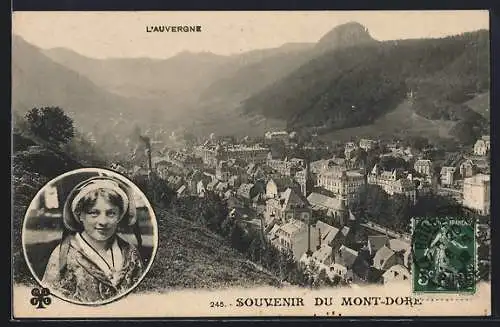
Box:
[42,176,144,304]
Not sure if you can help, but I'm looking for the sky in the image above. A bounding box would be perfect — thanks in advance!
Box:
[12,10,489,59]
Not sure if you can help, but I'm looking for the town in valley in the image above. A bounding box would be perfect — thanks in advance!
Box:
[109,127,491,288]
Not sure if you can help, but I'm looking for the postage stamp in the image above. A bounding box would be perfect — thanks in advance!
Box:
[11,10,491,318]
[411,216,476,294]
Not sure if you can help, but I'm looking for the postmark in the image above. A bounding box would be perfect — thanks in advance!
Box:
[411,216,476,294]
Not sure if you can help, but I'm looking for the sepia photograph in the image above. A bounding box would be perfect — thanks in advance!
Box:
[21,168,158,305]
[11,10,491,317]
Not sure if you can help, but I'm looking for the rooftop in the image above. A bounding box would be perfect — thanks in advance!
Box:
[307,192,342,210]
[312,244,333,263]
[415,159,432,164]
[279,219,306,235]
[336,245,359,268]
[373,246,396,269]
[368,235,389,254]
[388,239,410,252]
[382,264,410,279]
[315,220,340,245]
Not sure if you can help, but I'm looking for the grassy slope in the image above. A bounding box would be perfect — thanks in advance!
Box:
[136,209,280,291]
[464,91,490,119]
[319,99,457,142]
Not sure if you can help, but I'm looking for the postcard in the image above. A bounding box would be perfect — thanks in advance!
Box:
[11,10,491,318]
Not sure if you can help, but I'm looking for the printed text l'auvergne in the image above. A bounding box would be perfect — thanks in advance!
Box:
[146,25,202,33]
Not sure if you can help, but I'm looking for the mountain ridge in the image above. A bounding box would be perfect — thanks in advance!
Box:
[241,29,489,143]
[13,25,490,144]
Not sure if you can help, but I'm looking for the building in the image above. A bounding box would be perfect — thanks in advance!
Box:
[459,159,477,178]
[153,159,172,180]
[207,179,220,192]
[294,165,312,197]
[307,192,346,222]
[440,166,457,187]
[372,246,403,271]
[222,144,270,164]
[473,135,490,156]
[310,159,331,174]
[414,159,433,177]
[331,245,371,283]
[196,180,208,197]
[314,220,349,253]
[359,139,378,152]
[265,131,289,144]
[316,169,365,204]
[310,244,334,267]
[194,143,270,168]
[368,165,399,190]
[368,166,416,202]
[344,142,359,159]
[237,183,262,202]
[193,144,220,168]
[265,177,301,199]
[392,178,417,203]
[265,187,311,227]
[388,239,412,268]
[416,179,434,196]
[176,185,187,198]
[382,264,410,285]
[462,174,490,215]
[272,219,310,261]
[165,150,203,170]
[215,160,244,181]
[246,163,269,182]
[367,235,390,257]
[266,157,303,177]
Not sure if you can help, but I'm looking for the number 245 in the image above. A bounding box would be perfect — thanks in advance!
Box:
[210,301,225,308]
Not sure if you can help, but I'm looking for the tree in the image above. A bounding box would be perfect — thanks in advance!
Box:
[387,194,412,231]
[379,156,408,171]
[406,136,429,151]
[25,106,75,145]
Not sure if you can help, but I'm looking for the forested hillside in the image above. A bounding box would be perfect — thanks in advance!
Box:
[242,29,489,143]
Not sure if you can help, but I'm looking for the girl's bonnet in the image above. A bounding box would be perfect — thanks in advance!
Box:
[58,175,143,273]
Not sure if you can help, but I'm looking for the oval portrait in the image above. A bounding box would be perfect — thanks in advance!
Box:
[22,168,158,306]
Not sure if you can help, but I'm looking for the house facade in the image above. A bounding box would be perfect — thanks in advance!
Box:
[440,166,457,187]
[359,139,378,152]
[462,173,490,215]
[459,160,476,178]
[414,159,433,177]
[382,264,410,284]
[316,169,365,204]
[473,135,490,156]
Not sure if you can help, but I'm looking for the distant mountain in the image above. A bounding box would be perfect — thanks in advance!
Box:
[198,22,377,110]
[12,35,169,153]
[14,23,490,144]
[199,42,314,103]
[44,41,316,122]
[315,21,376,53]
[242,29,490,143]
[43,47,227,102]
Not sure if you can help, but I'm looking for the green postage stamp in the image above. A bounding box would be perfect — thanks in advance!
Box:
[412,216,476,293]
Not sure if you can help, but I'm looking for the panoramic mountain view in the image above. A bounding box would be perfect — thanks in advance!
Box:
[13,21,490,150]
[12,12,491,315]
